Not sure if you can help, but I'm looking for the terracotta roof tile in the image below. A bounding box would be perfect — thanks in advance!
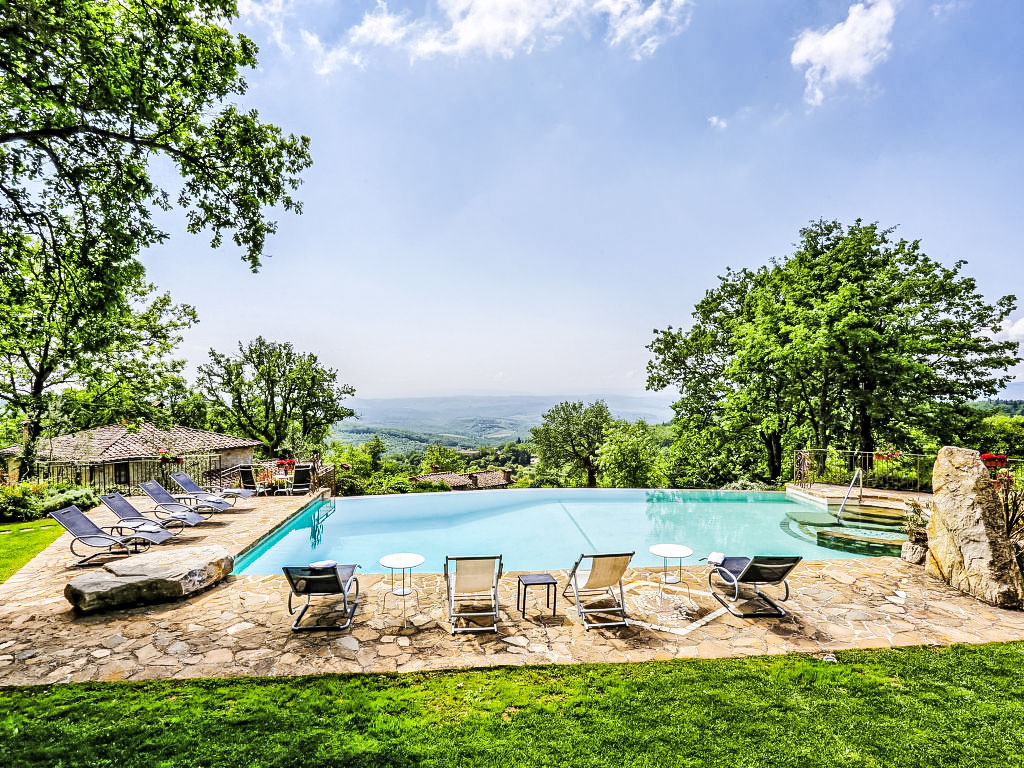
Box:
[0,422,261,461]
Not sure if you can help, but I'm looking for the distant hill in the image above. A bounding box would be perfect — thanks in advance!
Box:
[332,393,677,451]
[972,399,1024,417]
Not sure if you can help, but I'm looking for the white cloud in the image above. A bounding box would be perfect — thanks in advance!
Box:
[930,1,968,20]
[296,0,692,73]
[1001,316,1024,343]
[300,30,364,75]
[707,115,728,130]
[237,0,296,55]
[790,0,897,106]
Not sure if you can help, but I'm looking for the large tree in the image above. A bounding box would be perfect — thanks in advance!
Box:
[531,400,612,487]
[648,219,1020,482]
[0,0,311,273]
[0,243,195,474]
[198,337,355,456]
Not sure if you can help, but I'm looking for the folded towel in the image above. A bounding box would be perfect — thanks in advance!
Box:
[309,559,337,569]
[707,552,725,566]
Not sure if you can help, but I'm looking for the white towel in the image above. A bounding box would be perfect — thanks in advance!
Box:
[707,552,725,566]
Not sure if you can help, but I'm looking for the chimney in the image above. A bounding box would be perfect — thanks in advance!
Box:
[431,463,440,472]
[502,468,513,485]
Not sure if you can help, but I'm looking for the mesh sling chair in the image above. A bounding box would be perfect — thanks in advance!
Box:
[169,471,254,506]
[444,555,503,634]
[707,555,803,618]
[275,464,313,496]
[282,562,360,631]
[140,479,229,514]
[238,466,268,496]
[101,492,199,530]
[50,505,176,566]
[563,552,635,630]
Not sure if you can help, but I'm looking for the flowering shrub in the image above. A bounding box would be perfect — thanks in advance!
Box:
[873,448,902,462]
[981,453,1009,469]
[275,458,296,470]
[158,448,183,465]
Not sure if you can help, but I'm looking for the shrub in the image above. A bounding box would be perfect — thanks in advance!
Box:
[409,480,450,493]
[0,482,101,521]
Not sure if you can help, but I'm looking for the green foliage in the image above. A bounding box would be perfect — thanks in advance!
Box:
[409,480,451,493]
[0,0,311,273]
[363,434,387,472]
[649,219,1020,484]
[364,472,411,495]
[596,420,667,488]
[466,440,535,470]
[199,337,355,457]
[531,400,612,487]
[972,399,1024,417]
[330,425,483,454]
[6,644,1024,766]
[973,415,1024,457]
[0,482,99,522]
[419,444,466,474]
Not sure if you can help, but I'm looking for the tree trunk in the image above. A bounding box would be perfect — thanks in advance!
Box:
[18,402,45,479]
[584,462,598,488]
[762,430,783,482]
[856,399,874,455]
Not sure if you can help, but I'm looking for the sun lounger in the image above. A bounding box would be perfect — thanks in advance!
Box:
[444,555,503,634]
[282,561,360,631]
[50,504,175,566]
[169,471,254,505]
[707,554,802,617]
[140,479,229,514]
[563,552,634,630]
[100,491,201,530]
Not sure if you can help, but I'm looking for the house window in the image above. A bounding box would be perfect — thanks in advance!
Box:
[113,462,130,485]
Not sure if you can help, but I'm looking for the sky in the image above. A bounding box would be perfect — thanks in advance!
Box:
[141,0,1024,399]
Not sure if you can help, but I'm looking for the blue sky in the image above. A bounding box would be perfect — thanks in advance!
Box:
[142,0,1024,398]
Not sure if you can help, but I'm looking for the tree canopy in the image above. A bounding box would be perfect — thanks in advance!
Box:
[198,337,354,456]
[419,444,466,474]
[648,219,1020,484]
[0,0,311,273]
[596,420,667,488]
[531,400,612,487]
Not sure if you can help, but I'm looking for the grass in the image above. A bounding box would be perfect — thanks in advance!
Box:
[0,519,63,582]
[3,643,1024,767]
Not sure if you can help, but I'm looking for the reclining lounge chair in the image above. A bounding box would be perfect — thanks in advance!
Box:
[140,479,228,515]
[275,464,313,496]
[169,471,254,506]
[238,466,269,496]
[707,555,802,618]
[100,492,197,531]
[444,555,503,634]
[563,552,634,630]
[50,504,176,566]
[282,561,360,631]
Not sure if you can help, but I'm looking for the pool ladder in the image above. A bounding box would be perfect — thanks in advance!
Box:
[836,468,863,524]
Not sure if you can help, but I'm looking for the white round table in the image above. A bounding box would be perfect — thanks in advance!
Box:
[649,543,693,585]
[379,552,424,626]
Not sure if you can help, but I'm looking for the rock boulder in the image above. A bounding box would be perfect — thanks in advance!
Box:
[65,545,234,613]
[925,446,1023,608]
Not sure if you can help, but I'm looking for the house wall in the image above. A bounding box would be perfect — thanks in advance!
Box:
[216,447,255,468]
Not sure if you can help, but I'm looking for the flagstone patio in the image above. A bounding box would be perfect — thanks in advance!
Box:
[2,494,1024,687]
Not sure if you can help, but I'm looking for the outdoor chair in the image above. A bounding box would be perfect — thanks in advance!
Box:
[169,471,254,506]
[140,479,229,514]
[444,555,503,634]
[101,491,200,530]
[707,555,803,618]
[50,504,175,566]
[563,552,634,630]
[275,464,313,496]
[238,466,269,496]
[282,561,360,631]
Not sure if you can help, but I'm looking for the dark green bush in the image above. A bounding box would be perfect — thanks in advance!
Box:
[0,482,100,521]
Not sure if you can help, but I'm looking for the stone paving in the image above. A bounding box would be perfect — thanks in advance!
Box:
[2,495,1024,686]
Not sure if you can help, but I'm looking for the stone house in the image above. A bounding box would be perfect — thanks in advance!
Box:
[1,422,262,488]
[409,468,514,490]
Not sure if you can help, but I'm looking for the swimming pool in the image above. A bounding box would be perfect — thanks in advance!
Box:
[234,488,867,574]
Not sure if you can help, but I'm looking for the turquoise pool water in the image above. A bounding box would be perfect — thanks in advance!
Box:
[234,488,864,574]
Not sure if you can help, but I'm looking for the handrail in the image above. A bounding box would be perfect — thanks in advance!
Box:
[836,468,862,524]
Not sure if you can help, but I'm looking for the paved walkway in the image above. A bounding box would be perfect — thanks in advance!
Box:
[2,496,1024,686]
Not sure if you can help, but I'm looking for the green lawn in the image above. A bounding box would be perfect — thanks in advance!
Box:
[3,643,1024,767]
[0,519,63,582]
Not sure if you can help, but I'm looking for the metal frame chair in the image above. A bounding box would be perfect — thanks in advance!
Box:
[708,555,802,618]
[101,492,195,531]
[282,563,360,631]
[140,479,228,515]
[275,464,313,496]
[49,505,174,566]
[444,555,503,634]
[169,471,254,506]
[238,466,269,496]
[563,552,634,630]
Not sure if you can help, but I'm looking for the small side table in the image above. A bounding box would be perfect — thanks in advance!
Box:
[649,543,694,604]
[379,552,424,627]
[517,573,557,618]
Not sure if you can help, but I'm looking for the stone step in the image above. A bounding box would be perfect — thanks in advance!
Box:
[816,528,905,557]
